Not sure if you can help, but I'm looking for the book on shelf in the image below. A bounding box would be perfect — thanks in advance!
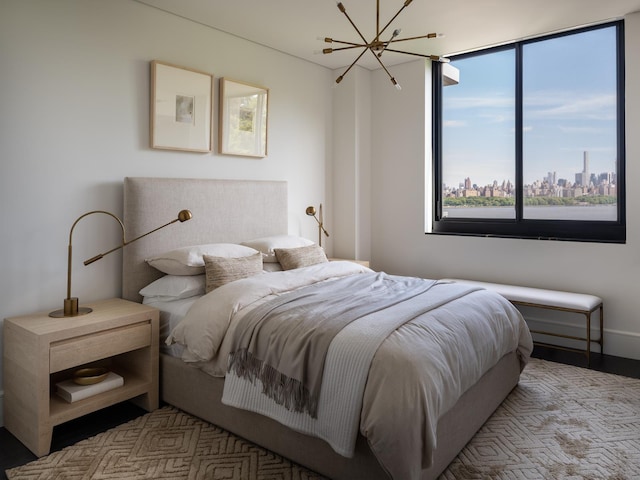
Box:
[56,372,124,403]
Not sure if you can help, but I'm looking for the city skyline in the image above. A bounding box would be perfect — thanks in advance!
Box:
[443,150,616,194]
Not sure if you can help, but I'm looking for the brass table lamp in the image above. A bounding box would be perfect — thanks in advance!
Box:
[49,209,192,318]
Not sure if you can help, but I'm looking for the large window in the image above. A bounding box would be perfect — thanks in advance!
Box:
[432,21,625,242]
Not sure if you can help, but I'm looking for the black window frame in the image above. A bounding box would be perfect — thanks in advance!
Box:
[432,21,626,243]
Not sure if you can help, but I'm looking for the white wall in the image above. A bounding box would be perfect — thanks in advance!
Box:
[370,12,640,361]
[331,66,372,261]
[0,0,334,426]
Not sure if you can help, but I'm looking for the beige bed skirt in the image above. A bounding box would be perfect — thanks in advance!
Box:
[160,351,521,480]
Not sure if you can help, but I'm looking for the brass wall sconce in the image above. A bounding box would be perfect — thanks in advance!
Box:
[49,209,192,318]
[306,204,329,247]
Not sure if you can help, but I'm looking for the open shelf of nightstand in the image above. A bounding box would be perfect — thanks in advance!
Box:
[49,365,152,425]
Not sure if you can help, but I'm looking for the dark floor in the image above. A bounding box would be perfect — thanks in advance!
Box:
[2,347,639,479]
[532,344,640,378]
[0,402,147,479]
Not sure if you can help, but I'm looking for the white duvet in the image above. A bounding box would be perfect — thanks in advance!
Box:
[167,261,533,480]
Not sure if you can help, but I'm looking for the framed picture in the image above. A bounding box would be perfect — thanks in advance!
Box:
[219,78,269,157]
[150,60,213,152]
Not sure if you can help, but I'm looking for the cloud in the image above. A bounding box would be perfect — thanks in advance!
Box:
[445,95,513,110]
[478,113,510,124]
[558,125,611,134]
[524,92,616,121]
[444,120,466,128]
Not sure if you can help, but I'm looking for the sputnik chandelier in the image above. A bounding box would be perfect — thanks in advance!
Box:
[321,0,449,89]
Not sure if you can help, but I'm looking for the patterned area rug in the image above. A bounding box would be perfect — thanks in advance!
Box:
[6,358,640,479]
[442,358,640,479]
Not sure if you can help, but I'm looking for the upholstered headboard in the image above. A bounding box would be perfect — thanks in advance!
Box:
[122,177,288,303]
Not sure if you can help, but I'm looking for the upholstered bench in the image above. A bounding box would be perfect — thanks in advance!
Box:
[442,279,603,365]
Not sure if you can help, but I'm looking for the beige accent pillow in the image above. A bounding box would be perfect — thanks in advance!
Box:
[274,245,328,270]
[203,253,263,292]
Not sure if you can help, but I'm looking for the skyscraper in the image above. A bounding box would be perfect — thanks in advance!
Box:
[582,151,590,187]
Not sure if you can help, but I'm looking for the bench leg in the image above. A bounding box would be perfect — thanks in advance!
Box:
[586,303,604,366]
[586,311,591,366]
[599,304,604,354]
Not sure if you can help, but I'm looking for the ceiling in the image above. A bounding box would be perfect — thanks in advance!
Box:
[136,0,640,71]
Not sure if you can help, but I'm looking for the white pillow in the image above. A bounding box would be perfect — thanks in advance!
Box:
[146,243,259,275]
[242,235,314,263]
[139,274,205,300]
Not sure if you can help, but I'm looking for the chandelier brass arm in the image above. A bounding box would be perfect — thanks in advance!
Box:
[337,2,369,46]
[375,0,414,41]
[387,32,442,43]
[384,48,450,62]
[322,37,361,47]
[336,47,370,85]
[368,46,400,89]
[323,45,363,54]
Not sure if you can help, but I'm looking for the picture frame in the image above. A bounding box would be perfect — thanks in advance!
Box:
[150,60,213,153]
[219,78,269,157]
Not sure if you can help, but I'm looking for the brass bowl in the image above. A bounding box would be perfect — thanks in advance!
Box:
[73,367,109,385]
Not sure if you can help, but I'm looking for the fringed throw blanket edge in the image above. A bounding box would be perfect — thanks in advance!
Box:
[228,348,317,417]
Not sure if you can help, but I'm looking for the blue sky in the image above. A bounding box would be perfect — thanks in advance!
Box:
[442,24,618,188]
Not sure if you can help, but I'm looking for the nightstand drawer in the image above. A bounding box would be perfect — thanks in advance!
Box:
[50,321,151,373]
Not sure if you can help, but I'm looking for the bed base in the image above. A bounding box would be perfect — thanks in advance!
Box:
[161,351,520,480]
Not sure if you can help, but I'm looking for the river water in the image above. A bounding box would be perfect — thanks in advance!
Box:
[443,204,617,221]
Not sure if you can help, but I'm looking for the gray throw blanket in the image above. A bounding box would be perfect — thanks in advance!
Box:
[227,272,436,418]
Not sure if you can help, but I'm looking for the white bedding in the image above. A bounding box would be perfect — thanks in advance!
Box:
[143,296,197,357]
[167,262,533,480]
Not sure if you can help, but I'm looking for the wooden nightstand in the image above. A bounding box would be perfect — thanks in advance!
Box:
[3,298,159,457]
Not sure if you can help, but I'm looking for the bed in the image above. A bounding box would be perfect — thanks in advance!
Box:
[122,177,533,480]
